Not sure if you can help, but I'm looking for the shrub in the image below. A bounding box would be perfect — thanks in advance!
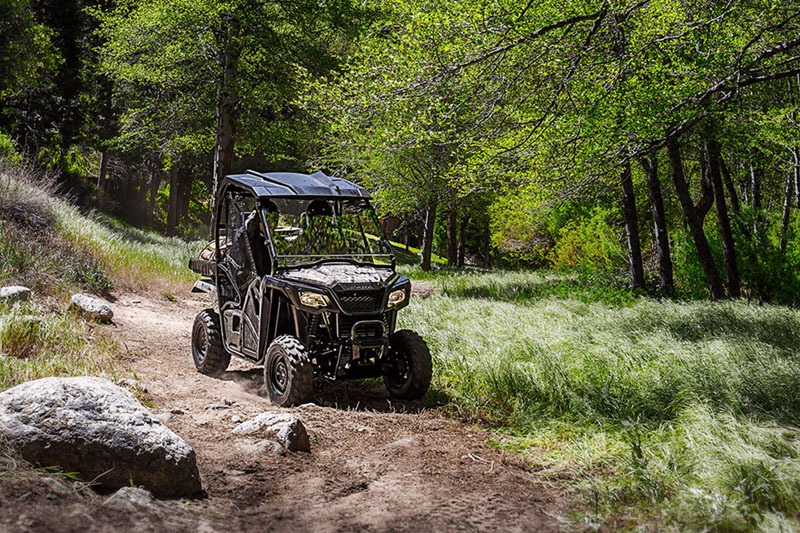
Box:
[548,206,624,273]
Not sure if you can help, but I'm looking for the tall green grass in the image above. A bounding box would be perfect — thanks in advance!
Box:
[0,302,118,390]
[56,207,203,292]
[401,270,800,530]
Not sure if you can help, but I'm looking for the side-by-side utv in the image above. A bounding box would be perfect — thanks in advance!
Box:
[188,170,432,406]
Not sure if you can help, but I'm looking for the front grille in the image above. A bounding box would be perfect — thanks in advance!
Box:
[338,313,388,339]
[336,290,384,314]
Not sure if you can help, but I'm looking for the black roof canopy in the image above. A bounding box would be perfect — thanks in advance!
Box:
[223,170,370,199]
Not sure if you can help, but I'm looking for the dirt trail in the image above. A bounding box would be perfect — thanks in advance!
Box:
[4,291,573,532]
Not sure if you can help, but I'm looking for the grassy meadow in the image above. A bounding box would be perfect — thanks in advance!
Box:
[400,269,800,531]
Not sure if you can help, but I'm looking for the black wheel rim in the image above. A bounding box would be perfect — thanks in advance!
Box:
[387,348,410,388]
[270,354,289,395]
[193,322,207,365]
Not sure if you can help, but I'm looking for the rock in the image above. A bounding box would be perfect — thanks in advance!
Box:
[384,437,418,450]
[41,476,72,497]
[0,286,32,304]
[0,377,202,498]
[103,487,159,513]
[152,412,172,424]
[232,413,311,452]
[70,294,113,322]
[240,440,286,456]
[204,399,233,410]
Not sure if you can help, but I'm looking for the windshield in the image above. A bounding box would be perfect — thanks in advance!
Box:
[265,198,394,268]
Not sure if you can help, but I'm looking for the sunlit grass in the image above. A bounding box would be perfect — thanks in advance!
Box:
[0,302,118,391]
[400,269,800,530]
[55,205,203,293]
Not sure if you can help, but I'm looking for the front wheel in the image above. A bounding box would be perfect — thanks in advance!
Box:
[383,330,432,400]
[191,309,230,377]
[264,335,314,407]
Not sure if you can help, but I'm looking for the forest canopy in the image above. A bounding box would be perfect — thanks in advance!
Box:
[2,0,800,301]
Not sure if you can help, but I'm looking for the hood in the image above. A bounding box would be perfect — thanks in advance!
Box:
[279,263,394,288]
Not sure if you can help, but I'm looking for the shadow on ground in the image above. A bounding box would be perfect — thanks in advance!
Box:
[219,368,445,414]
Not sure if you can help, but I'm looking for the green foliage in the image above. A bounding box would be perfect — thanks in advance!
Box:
[0,134,22,165]
[548,206,623,272]
[70,263,114,295]
[402,269,800,528]
[95,0,366,165]
[734,208,800,306]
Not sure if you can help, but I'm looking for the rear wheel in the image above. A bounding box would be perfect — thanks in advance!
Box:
[264,335,313,407]
[383,330,432,400]
[192,309,230,377]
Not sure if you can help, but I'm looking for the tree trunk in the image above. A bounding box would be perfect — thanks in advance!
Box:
[146,168,161,227]
[212,19,240,225]
[420,201,437,271]
[751,164,762,210]
[792,147,800,210]
[780,171,793,256]
[639,152,673,293]
[97,151,109,199]
[458,214,470,267]
[446,208,458,266]
[177,168,192,231]
[720,160,740,216]
[620,160,645,290]
[166,166,180,236]
[134,174,149,225]
[696,157,714,221]
[706,139,740,298]
[667,137,725,300]
[750,163,766,240]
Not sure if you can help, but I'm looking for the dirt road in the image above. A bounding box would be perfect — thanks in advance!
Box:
[2,291,573,532]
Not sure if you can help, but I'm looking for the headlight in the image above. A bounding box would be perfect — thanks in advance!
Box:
[387,288,407,308]
[299,291,330,308]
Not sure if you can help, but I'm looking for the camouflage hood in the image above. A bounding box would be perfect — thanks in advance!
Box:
[279,263,394,288]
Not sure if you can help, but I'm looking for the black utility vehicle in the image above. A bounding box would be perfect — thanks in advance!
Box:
[189,170,432,406]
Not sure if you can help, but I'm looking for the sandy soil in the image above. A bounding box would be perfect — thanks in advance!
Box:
[0,290,574,532]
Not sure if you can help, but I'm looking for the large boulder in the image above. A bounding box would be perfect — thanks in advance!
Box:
[0,377,201,498]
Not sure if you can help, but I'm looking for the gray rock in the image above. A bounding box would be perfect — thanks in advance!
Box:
[240,440,286,456]
[41,476,72,496]
[0,286,32,304]
[70,294,113,322]
[204,398,233,410]
[0,377,202,497]
[383,437,418,450]
[103,487,159,513]
[232,412,311,452]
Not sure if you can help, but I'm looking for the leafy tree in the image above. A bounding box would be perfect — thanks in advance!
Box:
[0,0,61,159]
[95,0,365,232]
